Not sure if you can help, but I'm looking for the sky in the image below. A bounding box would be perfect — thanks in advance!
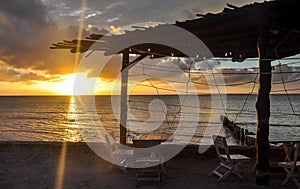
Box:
[0,0,299,95]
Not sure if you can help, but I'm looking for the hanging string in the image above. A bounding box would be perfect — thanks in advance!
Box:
[144,74,170,125]
[133,64,300,76]
[234,73,258,123]
[125,48,300,131]
[273,60,300,67]
[165,60,195,128]
[202,60,228,117]
[271,88,300,93]
[275,49,297,116]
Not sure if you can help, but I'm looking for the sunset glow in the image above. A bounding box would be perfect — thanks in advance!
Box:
[0,0,298,96]
[56,72,98,95]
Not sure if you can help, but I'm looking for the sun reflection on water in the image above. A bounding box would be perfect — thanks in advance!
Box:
[63,96,82,142]
[67,96,77,122]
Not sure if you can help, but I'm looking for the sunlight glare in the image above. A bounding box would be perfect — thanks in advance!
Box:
[56,72,98,95]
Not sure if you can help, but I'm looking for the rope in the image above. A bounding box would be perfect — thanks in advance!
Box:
[124,48,300,131]
[234,73,258,123]
[275,49,297,116]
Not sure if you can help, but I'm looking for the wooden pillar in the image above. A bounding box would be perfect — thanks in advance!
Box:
[120,49,130,145]
[256,29,271,186]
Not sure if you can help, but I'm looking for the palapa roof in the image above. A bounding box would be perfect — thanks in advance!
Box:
[51,0,300,62]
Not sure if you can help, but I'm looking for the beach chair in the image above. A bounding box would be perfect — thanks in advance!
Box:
[210,135,250,182]
[135,152,164,187]
[278,142,300,188]
[104,135,134,173]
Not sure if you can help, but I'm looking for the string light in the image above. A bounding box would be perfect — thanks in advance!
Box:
[130,47,300,62]
[126,46,300,123]
[126,58,300,136]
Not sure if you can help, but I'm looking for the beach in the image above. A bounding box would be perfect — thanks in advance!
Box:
[1,0,300,188]
[0,142,296,189]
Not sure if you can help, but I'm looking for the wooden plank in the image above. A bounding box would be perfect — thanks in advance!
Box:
[137,133,171,141]
[132,140,161,148]
[132,132,172,148]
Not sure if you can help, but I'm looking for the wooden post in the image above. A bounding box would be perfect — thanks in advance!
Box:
[256,29,271,186]
[120,49,130,145]
[245,129,249,145]
[241,128,244,145]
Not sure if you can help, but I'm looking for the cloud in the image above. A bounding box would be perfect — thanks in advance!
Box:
[0,0,79,76]
[221,68,258,84]
[0,65,52,83]
[46,0,264,31]
[0,0,266,85]
[107,17,120,23]
[218,65,300,93]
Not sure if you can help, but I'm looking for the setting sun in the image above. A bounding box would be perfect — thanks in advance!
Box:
[56,72,98,95]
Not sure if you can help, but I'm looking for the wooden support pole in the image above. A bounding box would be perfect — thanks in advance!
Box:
[120,49,130,145]
[256,29,271,186]
[241,128,244,145]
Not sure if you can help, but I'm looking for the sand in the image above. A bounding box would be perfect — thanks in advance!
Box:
[0,141,297,189]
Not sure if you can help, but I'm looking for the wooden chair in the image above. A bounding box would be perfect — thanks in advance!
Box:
[278,142,300,188]
[210,135,250,182]
[135,152,164,187]
[104,135,134,173]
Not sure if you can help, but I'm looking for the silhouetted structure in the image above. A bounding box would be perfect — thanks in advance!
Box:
[51,0,300,186]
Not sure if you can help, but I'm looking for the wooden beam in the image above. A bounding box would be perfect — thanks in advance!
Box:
[120,49,130,145]
[255,28,271,186]
[119,52,148,145]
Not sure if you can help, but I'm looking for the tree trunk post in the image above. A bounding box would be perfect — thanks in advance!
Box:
[256,29,271,186]
[120,49,130,145]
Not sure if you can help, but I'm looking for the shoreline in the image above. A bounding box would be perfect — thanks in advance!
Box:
[1,141,293,188]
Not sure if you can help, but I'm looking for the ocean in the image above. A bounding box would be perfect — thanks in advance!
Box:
[0,95,299,144]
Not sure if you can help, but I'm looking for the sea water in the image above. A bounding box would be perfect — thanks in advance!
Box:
[0,95,299,144]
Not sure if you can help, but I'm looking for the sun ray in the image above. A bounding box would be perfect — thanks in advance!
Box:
[74,0,87,69]
[55,142,67,189]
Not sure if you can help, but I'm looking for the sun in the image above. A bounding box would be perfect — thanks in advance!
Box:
[56,72,98,95]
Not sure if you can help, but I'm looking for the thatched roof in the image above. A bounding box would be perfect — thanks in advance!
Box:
[51,0,300,62]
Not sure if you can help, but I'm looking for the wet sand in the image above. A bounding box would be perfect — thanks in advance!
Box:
[0,142,296,189]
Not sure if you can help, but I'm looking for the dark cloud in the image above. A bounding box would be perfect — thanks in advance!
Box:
[0,0,265,84]
[0,0,80,76]
[219,65,300,93]
[0,0,50,56]
[0,66,51,83]
[3,0,298,95]
[45,0,264,28]
[222,68,258,84]
[220,65,300,87]
[273,64,300,82]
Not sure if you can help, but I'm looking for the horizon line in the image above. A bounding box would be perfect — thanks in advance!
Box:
[0,93,299,97]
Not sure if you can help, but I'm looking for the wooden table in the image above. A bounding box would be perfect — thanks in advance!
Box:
[246,134,300,162]
[246,135,300,144]
[132,133,172,148]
